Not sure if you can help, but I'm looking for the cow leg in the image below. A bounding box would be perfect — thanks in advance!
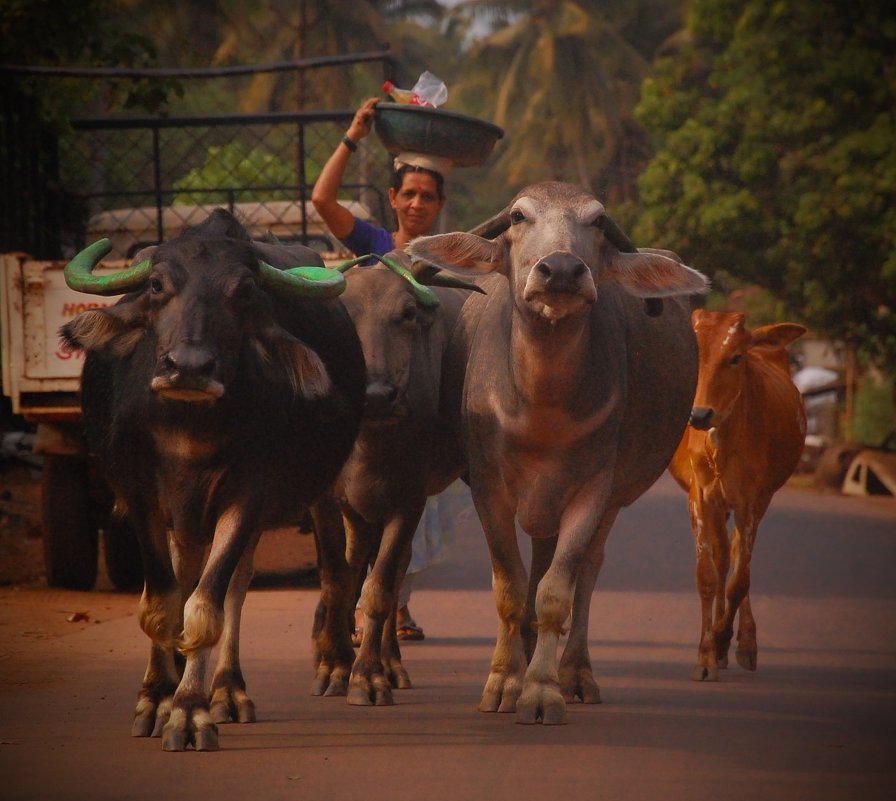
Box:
[349,508,420,706]
[690,486,727,681]
[518,487,608,725]
[735,593,758,671]
[311,505,376,666]
[714,501,766,672]
[476,491,528,715]
[131,509,181,739]
[209,528,262,724]
[524,536,557,661]
[146,530,205,737]
[558,509,618,705]
[162,506,255,751]
[310,493,356,697]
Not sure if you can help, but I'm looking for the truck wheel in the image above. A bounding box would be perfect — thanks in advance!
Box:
[103,517,143,592]
[41,454,98,590]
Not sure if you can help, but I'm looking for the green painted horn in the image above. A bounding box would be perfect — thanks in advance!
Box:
[333,254,439,308]
[378,256,440,308]
[64,239,152,296]
[257,261,346,301]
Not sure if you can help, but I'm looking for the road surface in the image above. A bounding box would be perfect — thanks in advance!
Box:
[1,474,894,801]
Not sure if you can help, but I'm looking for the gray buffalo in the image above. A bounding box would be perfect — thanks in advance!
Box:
[60,210,366,750]
[311,252,480,705]
[407,181,708,724]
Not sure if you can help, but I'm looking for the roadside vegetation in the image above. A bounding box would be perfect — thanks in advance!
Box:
[1,0,893,440]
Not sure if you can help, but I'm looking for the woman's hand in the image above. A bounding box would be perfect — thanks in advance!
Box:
[346,97,380,142]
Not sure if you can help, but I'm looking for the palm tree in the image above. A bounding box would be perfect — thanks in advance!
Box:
[450,0,683,200]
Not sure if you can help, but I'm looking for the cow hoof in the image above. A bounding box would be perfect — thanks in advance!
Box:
[736,648,757,671]
[479,672,522,713]
[150,698,173,737]
[347,679,395,707]
[517,685,567,725]
[560,670,601,704]
[193,727,220,751]
[347,685,373,706]
[210,687,256,724]
[691,664,719,682]
[386,665,412,690]
[162,708,219,752]
[311,666,348,697]
[323,676,348,697]
[131,702,156,737]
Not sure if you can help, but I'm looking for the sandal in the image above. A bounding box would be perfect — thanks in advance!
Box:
[396,606,425,641]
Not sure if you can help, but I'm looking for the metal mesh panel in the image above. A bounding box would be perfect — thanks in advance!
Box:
[58,113,391,259]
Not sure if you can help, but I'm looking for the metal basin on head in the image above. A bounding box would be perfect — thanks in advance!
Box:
[373,103,504,167]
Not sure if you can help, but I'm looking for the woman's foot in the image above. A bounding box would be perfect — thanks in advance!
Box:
[396,605,425,641]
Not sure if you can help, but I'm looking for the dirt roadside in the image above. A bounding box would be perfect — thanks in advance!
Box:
[0,458,318,678]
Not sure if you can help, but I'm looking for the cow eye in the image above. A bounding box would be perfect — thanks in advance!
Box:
[509,209,526,225]
[230,277,255,301]
[398,305,418,324]
[149,275,164,295]
[729,353,743,366]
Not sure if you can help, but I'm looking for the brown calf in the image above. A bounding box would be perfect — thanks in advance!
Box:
[669,309,806,681]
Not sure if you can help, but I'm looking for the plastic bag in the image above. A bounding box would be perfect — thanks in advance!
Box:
[382,70,448,108]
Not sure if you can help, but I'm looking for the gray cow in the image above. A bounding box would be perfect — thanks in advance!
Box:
[311,253,480,705]
[407,181,708,724]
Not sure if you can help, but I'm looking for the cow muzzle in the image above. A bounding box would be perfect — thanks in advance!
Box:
[363,380,407,423]
[523,251,596,320]
[689,406,714,430]
[151,345,224,402]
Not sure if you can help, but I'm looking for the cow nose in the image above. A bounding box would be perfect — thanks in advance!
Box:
[535,252,588,290]
[161,345,216,380]
[690,406,714,430]
[364,380,399,418]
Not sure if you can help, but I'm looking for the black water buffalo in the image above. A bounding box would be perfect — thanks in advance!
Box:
[408,181,708,724]
[311,252,480,705]
[60,210,366,750]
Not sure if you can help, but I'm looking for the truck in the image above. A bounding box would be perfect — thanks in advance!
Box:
[1,199,369,590]
[1,250,142,590]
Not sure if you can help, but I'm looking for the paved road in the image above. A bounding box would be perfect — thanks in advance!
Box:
[2,475,894,801]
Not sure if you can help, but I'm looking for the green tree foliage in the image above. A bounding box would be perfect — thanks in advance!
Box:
[634,0,896,369]
[172,142,303,204]
[0,0,181,126]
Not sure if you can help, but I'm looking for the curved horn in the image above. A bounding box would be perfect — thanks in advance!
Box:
[258,261,346,301]
[597,217,665,316]
[597,215,637,253]
[378,256,440,308]
[410,261,486,295]
[332,254,441,307]
[64,239,152,296]
[467,209,512,239]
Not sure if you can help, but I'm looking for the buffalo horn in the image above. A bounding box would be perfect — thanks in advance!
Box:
[332,254,441,308]
[378,256,440,308]
[467,210,511,240]
[410,261,486,294]
[258,261,346,301]
[598,216,664,317]
[64,239,152,296]
[597,215,637,254]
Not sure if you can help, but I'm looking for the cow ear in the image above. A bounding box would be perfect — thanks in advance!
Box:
[254,329,332,400]
[59,303,146,358]
[407,232,505,275]
[604,251,710,298]
[749,323,806,350]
